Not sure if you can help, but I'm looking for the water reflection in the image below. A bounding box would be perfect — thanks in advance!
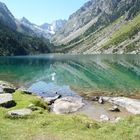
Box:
[0,54,139,93]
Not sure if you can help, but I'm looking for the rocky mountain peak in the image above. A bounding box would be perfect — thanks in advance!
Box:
[20,17,33,26]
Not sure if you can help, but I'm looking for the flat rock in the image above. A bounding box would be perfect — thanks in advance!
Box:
[103,97,140,114]
[53,97,85,114]
[8,108,32,117]
[0,93,16,108]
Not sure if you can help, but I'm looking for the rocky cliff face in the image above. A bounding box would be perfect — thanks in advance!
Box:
[52,0,140,54]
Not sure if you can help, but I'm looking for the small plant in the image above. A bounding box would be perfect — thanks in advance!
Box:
[32,98,48,110]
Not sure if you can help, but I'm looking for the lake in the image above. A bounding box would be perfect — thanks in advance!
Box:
[0,54,140,96]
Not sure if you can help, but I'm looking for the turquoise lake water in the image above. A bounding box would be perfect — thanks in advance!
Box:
[0,54,140,95]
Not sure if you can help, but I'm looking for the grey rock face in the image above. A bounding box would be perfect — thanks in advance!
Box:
[8,108,32,117]
[52,97,85,114]
[0,93,16,108]
[40,20,67,33]
[109,105,120,112]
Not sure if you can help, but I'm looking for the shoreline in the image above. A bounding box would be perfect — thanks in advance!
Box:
[0,80,140,122]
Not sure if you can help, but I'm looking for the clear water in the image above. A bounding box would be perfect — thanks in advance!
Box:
[0,54,140,95]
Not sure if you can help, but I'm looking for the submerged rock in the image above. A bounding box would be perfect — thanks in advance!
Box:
[53,97,85,114]
[109,105,120,112]
[8,108,32,117]
[28,81,77,97]
[103,97,140,114]
[0,93,16,108]
[91,96,99,101]
[98,97,104,104]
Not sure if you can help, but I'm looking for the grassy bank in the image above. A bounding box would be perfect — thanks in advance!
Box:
[0,91,140,140]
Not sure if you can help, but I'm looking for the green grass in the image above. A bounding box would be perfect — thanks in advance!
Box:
[103,14,140,49]
[0,91,140,140]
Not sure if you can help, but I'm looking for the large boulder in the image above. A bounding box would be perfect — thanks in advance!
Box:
[103,97,140,114]
[52,97,85,114]
[0,81,17,93]
[0,93,16,108]
[8,108,32,117]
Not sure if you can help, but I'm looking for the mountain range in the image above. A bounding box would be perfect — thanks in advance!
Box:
[0,0,140,55]
[20,17,66,38]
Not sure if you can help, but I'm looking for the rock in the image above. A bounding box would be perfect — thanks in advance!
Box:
[100,115,110,122]
[3,88,16,93]
[91,96,99,101]
[53,97,85,114]
[28,104,39,111]
[103,97,140,114]
[43,95,61,105]
[8,108,32,117]
[18,88,33,95]
[0,87,3,93]
[113,117,121,123]
[98,97,104,104]
[0,93,16,108]
[109,105,120,112]
[0,81,17,93]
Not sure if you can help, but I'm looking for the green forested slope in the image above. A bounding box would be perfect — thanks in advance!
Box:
[0,23,53,56]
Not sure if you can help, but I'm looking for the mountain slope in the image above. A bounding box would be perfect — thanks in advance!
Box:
[20,17,52,38]
[52,0,140,54]
[0,22,53,56]
[0,2,16,30]
[0,1,55,56]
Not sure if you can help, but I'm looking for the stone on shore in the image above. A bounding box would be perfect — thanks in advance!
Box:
[103,97,140,114]
[100,115,110,122]
[0,87,3,93]
[0,93,16,108]
[98,97,104,104]
[0,81,17,93]
[53,97,85,114]
[109,105,120,112]
[43,95,61,105]
[8,108,32,117]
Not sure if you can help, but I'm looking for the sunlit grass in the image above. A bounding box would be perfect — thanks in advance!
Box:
[0,91,140,140]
